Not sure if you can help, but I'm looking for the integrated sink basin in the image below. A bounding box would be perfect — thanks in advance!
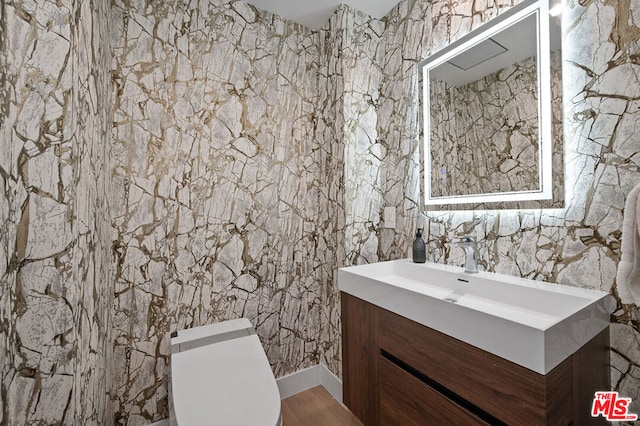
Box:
[338,259,614,374]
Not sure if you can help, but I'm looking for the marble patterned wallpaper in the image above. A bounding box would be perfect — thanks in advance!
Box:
[2,0,640,423]
[340,10,388,265]
[0,0,113,424]
[109,1,346,422]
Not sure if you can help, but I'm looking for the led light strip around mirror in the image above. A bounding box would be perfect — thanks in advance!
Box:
[420,0,556,208]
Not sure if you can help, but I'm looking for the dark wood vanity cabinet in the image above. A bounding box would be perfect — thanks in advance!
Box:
[341,292,610,425]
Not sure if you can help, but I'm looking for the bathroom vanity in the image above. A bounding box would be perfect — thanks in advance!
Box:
[339,260,612,425]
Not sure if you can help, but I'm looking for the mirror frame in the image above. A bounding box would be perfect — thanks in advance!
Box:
[420,0,557,209]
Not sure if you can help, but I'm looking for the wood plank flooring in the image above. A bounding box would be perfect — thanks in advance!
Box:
[281,385,363,426]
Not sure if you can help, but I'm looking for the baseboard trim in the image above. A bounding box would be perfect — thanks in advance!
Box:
[276,364,342,402]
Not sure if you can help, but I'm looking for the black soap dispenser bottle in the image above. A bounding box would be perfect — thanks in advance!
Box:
[412,228,426,263]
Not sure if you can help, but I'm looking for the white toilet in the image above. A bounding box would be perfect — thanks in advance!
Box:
[170,318,282,425]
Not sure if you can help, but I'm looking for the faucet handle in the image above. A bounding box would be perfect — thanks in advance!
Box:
[459,235,476,243]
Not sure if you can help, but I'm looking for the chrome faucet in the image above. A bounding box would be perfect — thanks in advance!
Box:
[453,235,479,274]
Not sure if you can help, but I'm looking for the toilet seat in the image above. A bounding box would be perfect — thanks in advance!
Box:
[170,319,282,426]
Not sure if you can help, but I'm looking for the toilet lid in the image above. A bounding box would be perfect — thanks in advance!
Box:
[171,334,281,425]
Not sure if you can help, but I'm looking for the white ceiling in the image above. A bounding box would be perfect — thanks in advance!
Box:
[245,0,402,29]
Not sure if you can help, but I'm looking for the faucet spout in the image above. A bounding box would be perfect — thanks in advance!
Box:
[453,235,479,274]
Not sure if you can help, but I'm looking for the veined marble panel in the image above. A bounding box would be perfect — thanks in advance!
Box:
[1,4,12,425]
[110,1,340,423]
[71,0,114,422]
[2,0,640,423]
[340,9,386,266]
[0,0,113,423]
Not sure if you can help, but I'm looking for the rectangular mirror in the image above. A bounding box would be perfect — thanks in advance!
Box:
[420,0,563,210]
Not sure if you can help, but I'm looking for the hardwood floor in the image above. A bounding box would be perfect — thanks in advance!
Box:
[281,386,363,426]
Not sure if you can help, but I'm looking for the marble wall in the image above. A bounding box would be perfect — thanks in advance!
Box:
[2,0,640,423]
[0,0,113,424]
[340,10,388,265]
[109,1,346,422]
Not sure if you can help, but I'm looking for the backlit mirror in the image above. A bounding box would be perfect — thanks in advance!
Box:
[420,0,563,210]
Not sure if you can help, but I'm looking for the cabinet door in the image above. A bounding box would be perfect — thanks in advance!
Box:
[341,292,379,425]
[378,307,573,425]
[380,356,490,426]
